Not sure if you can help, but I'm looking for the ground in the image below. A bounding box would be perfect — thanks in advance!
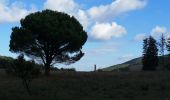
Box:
[0,70,170,100]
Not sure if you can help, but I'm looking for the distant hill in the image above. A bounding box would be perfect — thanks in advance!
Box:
[102,55,170,71]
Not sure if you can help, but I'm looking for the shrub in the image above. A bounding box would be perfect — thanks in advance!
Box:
[60,68,76,72]
[7,54,41,95]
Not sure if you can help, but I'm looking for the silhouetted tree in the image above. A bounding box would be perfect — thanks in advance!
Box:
[158,34,166,69]
[164,37,170,70]
[142,36,158,71]
[142,38,148,70]
[9,10,88,75]
[167,37,170,53]
[11,54,40,95]
[143,38,148,56]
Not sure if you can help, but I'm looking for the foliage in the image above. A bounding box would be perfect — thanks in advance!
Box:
[166,37,170,70]
[97,69,103,72]
[103,55,170,71]
[50,67,76,72]
[142,36,159,71]
[167,37,170,54]
[8,54,40,95]
[159,34,166,56]
[0,56,13,69]
[60,68,76,72]
[9,10,87,75]
[158,34,166,68]
[103,57,142,71]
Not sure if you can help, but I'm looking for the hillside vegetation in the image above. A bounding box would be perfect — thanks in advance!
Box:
[0,56,14,69]
[103,55,170,71]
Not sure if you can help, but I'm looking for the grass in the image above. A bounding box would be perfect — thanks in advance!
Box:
[1,70,170,100]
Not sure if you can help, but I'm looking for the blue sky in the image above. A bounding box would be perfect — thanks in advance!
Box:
[0,0,170,71]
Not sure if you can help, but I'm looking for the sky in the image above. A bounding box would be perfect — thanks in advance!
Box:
[0,0,170,71]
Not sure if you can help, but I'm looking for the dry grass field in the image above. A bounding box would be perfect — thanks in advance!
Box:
[0,70,170,100]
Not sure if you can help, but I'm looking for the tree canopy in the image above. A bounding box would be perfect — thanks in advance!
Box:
[10,10,88,75]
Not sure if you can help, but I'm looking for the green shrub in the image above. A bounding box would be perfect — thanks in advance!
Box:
[7,54,41,95]
[60,68,76,72]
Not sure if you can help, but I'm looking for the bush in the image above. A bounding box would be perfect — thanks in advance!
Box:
[60,68,76,72]
[7,54,41,95]
[0,56,14,69]
[97,69,103,72]
[50,66,59,71]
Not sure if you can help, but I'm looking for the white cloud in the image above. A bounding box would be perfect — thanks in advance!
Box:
[1,0,148,41]
[44,0,78,15]
[91,22,126,40]
[44,0,90,29]
[151,26,168,38]
[0,0,36,23]
[43,0,147,25]
[76,10,90,29]
[134,33,146,41]
[135,26,169,41]
[87,0,147,22]
[43,0,147,40]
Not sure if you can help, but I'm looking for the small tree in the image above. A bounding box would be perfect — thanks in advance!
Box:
[167,37,170,53]
[142,36,159,71]
[166,37,170,69]
[11,54,40,95]
[9,10,87,75]
[158,34,166,68]
[142,38,148,70]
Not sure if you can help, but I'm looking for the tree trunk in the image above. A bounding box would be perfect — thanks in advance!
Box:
[45,63,51,76]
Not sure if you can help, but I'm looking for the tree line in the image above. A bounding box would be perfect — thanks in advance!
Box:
[142,34,170,71]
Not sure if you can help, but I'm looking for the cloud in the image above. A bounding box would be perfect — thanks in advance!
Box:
[44,0,79,15]
[43,0,147,40]
[134,33,146,41]
[0,0,36,23]
[76,10,90,29]
[1,0,147,41]
[87,0,147,22]
[43,0,147,27]
[135,26,169,41]
[90,22,127,40]
[44,0,90,29]
[151,26,168,38]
